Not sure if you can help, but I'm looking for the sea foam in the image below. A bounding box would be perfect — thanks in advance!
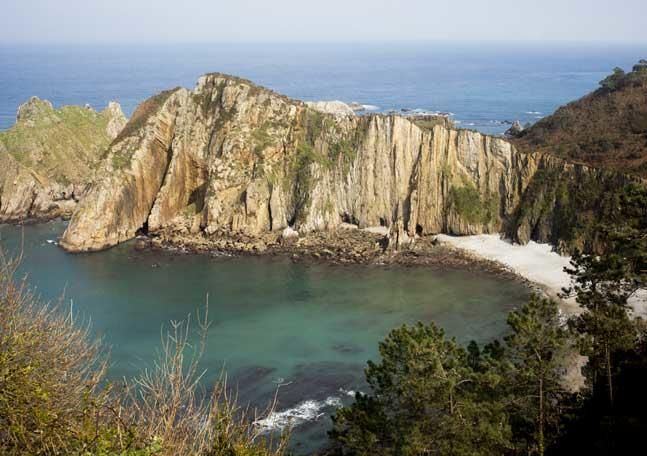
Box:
[254,396,343,433]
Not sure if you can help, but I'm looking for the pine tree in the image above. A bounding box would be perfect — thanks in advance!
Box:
[330,322,513,455]
[565,250,636,408]
[504,296,570,456]
[561,182,647,408]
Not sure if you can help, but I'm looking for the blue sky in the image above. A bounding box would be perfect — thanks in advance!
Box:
[2,0,646,43]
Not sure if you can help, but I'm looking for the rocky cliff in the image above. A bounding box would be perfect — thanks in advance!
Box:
[506,156,639,253]
[59,73,636,254]
[0,98,126,222]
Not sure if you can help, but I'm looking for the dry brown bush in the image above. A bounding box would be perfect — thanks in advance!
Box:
[0,252,290,455]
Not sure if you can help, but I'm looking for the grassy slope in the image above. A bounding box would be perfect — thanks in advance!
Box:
[0,99,116,185]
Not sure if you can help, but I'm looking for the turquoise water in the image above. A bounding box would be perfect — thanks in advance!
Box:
[1,42,646,134]
[0,221,530,452]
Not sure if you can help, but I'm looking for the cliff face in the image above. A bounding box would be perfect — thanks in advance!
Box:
[60,73,634,254]
[506,155,639,253]
[61,74,544,252]
[0,97,126,222]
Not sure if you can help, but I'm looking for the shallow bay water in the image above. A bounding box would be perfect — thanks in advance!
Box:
[0,221,530,452]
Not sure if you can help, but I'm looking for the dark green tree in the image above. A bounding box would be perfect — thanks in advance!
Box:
[602,182,647,289]
[551,183,647,454]
[564,251,636,408]
[504,296,570,456]
[330,322,513,455]
[563,182,647,407]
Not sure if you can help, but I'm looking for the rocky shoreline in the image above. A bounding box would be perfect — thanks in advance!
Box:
[132,227,533,290]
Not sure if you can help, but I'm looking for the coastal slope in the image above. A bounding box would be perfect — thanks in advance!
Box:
[507,63,647,251]
[0,97,126,222]
[514,61,647,175]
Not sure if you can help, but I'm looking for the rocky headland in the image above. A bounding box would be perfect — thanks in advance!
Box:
[1,64,645,276]
[55,71,642,260]
[0,97,126,222]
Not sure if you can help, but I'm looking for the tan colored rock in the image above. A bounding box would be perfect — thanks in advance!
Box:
[282,226,299,240]
[60,88,186,251]
[105,102,128,138]
[57,73,590,253]
[305,100,355,116]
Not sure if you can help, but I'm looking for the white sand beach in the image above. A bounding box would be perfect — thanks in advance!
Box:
[437,234,647,318]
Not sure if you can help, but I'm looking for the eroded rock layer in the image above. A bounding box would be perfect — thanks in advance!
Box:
[60,73,625,253]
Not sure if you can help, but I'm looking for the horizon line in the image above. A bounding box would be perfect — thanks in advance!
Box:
[2,38,647,47]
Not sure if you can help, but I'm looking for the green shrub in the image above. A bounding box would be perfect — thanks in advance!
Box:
[450,184,499,225]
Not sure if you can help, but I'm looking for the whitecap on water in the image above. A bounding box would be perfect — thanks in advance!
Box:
[254,396,343,433]
[409,108,455,117]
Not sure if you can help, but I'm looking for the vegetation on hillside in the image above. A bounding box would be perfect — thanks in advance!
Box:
[0,99,118,184]
[0,256,289,456]
[505,162,637,253]
[450,184,499,226]
[508,62,647,251]
[513,61,647,175]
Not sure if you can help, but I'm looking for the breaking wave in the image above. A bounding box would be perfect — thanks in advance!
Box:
[253,387,365,433]
[254,396,343,433]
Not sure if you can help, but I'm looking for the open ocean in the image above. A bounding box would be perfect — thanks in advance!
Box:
[1,41,646,134]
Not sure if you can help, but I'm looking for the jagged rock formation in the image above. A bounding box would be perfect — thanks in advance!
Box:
[60,74,540,252]
[0,97,126,222]
[505,121,525,137]
[59,72,641,254]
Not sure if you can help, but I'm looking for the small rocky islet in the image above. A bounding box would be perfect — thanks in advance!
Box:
[2,64,647,268]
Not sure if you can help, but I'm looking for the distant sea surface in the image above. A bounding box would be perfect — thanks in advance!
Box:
[1,41,646,134]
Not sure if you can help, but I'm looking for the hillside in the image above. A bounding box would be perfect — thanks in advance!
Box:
[0,97,126,222]
[513,61,647,175]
